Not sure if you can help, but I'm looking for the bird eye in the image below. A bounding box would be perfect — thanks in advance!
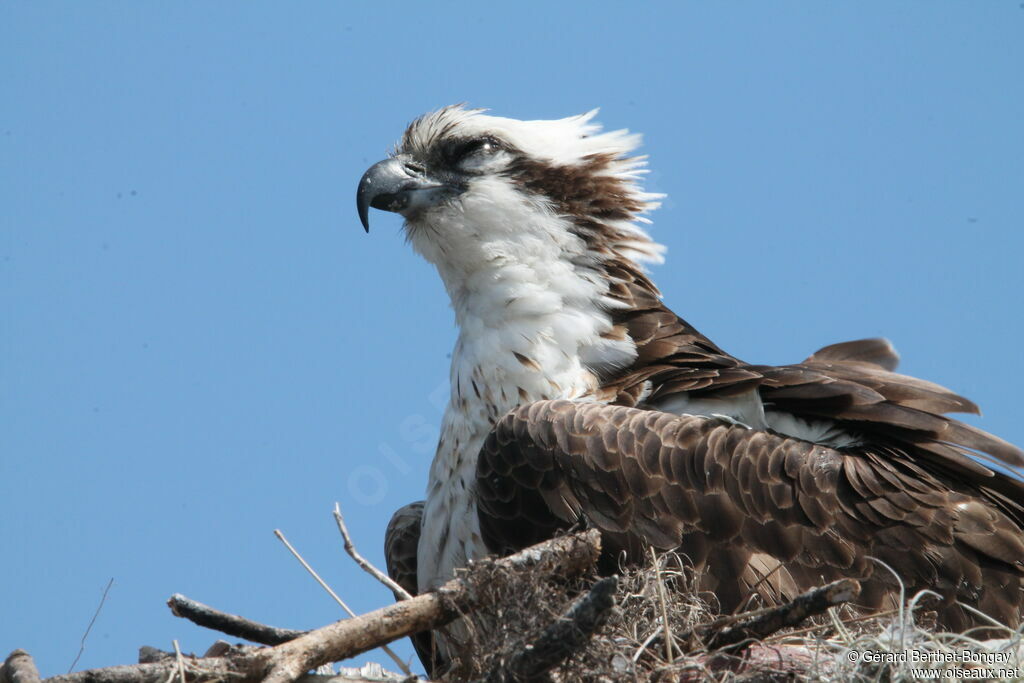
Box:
[450,136,500,164]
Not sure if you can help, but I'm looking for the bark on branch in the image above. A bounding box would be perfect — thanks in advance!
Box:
[42,660,407,683]
[691,578,861,651]
[37,530,602,683]
[167,594,305,646]
[485,575,618,682]
[256,530,602,683]
[2,651,42,683]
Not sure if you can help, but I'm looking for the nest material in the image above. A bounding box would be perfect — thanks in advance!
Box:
[440,550,1024,683]
[446,552,810,681]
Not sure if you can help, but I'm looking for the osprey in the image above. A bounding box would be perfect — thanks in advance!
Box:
[357,106,1024,670]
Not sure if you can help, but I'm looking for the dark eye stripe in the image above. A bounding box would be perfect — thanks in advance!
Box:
[445,136,502,164]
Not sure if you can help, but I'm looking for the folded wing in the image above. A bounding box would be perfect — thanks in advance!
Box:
[476,400,1024,630]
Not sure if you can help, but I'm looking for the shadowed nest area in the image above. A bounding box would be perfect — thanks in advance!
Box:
[445,552,717,681]
[440,548,1024,682]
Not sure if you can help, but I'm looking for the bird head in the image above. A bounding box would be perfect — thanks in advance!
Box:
[357,106,665,284]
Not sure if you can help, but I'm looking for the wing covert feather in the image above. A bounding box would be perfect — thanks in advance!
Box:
[384,502,444,676]
[476,400,1024,628]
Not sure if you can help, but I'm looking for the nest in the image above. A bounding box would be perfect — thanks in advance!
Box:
[441,550,1024,682]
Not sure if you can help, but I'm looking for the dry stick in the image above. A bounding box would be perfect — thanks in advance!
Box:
[334,502,453,673]
[333,503,413,601]
[46,657,242,683]
[703,578,862,651]
[51,531,600,683]
[632,629,663,665]
[650,548,675,665]
[256,530,602,683]
[485,575,619,683]
[677,583,840,647]
[335,502,457,659]
[634,578,863,662]
[274,529,358,615]
[168,594,306,645]
[171,641,186,683]
[2,650,42,683]
[45,658,403,683]
[764,606,902,643]
[274,529,411,675]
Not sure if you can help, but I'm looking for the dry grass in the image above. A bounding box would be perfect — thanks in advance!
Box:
[439,551,1024,682]
[819,587,1024,682]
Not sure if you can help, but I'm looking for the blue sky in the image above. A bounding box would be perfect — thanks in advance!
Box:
[3,2,1022,677]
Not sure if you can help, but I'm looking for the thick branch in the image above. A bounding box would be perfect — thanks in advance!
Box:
[45,659,410,683]
[45,659,235,683]
[48,530,601,683]
[486,575,618,682]
[2,651,41,683]
[257,530,602,683]
[168,594,305,646]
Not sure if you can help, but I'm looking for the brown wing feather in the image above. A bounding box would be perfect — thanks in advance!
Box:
[599,281,1022,473]
[476,401,1024,630]
[600,264,1016,460]
[384,502,423,598]
[384,502,443,676]
[804,337,901,371]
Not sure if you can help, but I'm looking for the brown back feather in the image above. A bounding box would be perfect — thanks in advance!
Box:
[477,401,1024,629]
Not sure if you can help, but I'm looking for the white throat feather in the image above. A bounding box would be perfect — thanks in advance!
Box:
[396,106,665,591]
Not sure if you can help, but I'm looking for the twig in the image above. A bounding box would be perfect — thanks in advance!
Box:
[274,529,410,675]
[334,503,413,601]
[485,576,618,682]
[256,530,601,683]
[339,500,454,673]
[632,628,663,664]
[68,577,114,673]
[57,531,600,683]
[275,529,359,617]
[2,650,42,683]
[168,594,305,645]
[171,641,186,683]
[650,548,675,664]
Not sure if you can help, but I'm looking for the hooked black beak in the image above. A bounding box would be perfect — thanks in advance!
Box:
[356,156,452,232]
